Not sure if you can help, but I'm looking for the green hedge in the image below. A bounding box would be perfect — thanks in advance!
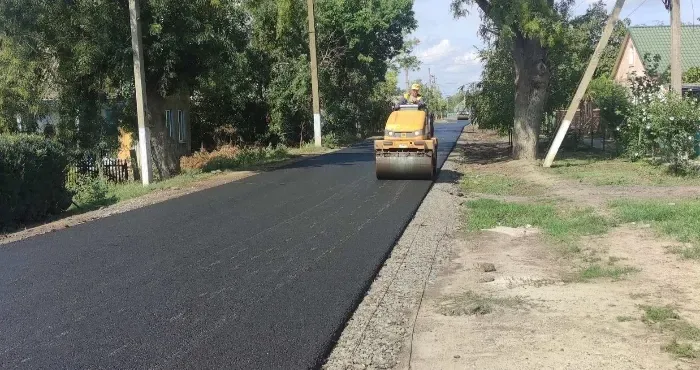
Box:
[0,134,73,228]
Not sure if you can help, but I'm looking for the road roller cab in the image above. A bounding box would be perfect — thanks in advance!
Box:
[374,104,438,180]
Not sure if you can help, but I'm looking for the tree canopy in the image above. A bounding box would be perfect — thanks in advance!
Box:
[0,0,416,176]
[458,0,629,140]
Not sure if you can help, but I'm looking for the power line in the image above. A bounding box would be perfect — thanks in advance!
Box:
[624,0,650,18]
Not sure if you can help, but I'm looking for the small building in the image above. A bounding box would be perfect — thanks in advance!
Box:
[611,25,700,85]
[121,93,192,179]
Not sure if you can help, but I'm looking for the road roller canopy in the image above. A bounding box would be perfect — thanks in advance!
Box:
[384,109,426,133]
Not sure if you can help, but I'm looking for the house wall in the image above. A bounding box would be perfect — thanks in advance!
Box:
[130,93,192,177]
[162,94,192,158]
[117,127,133,160]
[614,38,646,84]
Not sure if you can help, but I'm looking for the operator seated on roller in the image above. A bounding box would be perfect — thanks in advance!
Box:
[394,83,426,110]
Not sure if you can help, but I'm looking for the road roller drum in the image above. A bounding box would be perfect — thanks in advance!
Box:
[374,104,438,181]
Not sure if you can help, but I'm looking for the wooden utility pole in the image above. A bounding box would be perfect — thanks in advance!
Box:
[542,0,626,168]
[306,0,322,147]
[670,0,682,93]
[128,0,153,185]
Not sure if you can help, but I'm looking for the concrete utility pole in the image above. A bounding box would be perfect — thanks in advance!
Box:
[670,0,682,94]
[405,68,409,91]
[428,68,432,90]
[542,0,626,168]
[128,0,153,185]
[306,0,322,147]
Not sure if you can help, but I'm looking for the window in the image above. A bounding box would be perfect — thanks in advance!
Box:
[628,45,634,65]
[165,110,174,138]
[178,110,186,143]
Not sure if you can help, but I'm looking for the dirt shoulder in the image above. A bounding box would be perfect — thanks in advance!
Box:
[326,129,700,369]
[409,130,700,369]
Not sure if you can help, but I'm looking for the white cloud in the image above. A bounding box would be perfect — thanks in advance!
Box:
[418,39,456,64]
[455,50,481,64]
[445,50,482,72]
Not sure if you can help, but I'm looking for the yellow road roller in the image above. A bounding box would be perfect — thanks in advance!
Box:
[375,104,438,180]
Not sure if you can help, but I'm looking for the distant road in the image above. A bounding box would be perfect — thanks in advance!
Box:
[0,123,466,369]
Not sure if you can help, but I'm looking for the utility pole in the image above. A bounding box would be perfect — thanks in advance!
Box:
[128,0,153,185]
[306,0,322,147]
[428,68,431,90]
[543,0,626,168]
[405,68,409,91]
[669,0,682,94]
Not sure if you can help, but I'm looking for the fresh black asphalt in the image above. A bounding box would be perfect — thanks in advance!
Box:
[0,122,466,369]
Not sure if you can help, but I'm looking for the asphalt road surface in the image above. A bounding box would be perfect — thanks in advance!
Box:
[0,122,466,369]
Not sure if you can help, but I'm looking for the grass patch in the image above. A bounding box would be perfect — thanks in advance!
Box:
[579,264,640,281]
[460,172,544,196]
[667,245,700,260]
[663,339,699,359]
[67,171,218,211]
[643,306,700,359]
[68,146,305,212]
[437,290,526,316]
[617,316,636,322]
[288,142,336,155]
[549,155,700,186]
[641,305,700,342]
[465,199,611,247]
[611,199,700,250]
[642,305,681,323]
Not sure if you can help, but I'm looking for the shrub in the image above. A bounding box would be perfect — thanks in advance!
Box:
[588,77,632,135]
[66,173,112,208]
[321,132,359,149]
[180,144,289,173]
[180,145,240,172]
[621,89,700,170]
[0,134,73,228]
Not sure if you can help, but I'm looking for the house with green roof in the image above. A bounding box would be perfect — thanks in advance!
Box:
[611,25,700,86]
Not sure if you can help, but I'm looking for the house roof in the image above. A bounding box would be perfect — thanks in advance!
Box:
[628,25,700,74]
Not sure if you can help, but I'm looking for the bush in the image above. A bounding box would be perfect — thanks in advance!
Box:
[321,132,359,149]
[588,77,632,135]
[66,173,111,208]
[624,93,700,170]
[0,134,73,228]
[180,144,289,173]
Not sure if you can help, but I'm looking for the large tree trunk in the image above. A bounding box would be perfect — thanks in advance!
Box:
[511,32,550,161]
[146,89,181,179]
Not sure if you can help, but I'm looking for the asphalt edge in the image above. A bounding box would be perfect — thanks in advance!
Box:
[0,135,381,246]
[314,122,468,369]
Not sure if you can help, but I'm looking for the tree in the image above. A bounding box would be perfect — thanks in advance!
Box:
[451,0,571,160]
[469,42,515,134]
[1,0,252,178]
[547,0,629,113]
[0,36,45,133]
[392,37,421,90]
[1,0,416,178]
[454,0,630,151]
[683,67,700,83]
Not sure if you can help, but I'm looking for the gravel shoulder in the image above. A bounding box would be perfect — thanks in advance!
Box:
[324,128,700,370]
[322,127,470,370]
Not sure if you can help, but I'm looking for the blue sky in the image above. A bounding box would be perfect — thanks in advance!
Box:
[408,0,700,96]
